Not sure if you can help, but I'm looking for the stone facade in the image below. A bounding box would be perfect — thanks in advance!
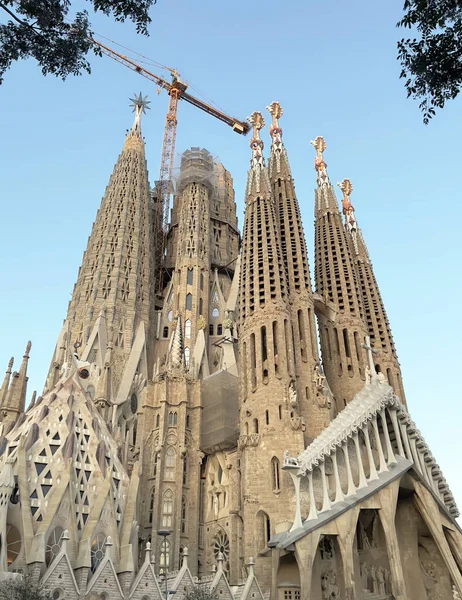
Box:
[0,98,460,600]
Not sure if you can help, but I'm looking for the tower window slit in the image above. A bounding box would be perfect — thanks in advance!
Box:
[343,328,351,358]
[261,326,268,383]
[272,321,279,375]
[297,309,306,359]
[250,333,257,390]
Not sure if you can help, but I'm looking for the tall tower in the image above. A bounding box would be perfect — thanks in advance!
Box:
[44,95,155,421]
[137,148,241,578]
[312,137,367,410]
[0,342,31,432]
[266,102,330,441]
[338,179,406,401]
[238,113,305,585]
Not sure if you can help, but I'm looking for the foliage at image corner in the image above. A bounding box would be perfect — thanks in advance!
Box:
[0,572,52,600]
[0,0,156,84]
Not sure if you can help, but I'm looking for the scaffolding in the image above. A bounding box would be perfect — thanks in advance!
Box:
[201,370,239,453]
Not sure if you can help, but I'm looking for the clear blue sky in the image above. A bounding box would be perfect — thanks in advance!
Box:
[1,0,461,508]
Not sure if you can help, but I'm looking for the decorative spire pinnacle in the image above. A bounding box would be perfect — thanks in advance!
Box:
[310,136,329,187]
[267,101,283,147]
[129,92,150,136]
[6,358,13,373]
[337,179,357,233]
[247,111,265,166]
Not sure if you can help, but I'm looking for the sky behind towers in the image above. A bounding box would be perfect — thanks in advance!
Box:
[1,0,461,508]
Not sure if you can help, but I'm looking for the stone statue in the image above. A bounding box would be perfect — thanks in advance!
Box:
[370,565,378,594]
[377,567,386,595]
[360,563,369,592]
[313,363,325,389]
[213,493,219,519]
[289,381,297,408]
[321,570,339,600]
[365,366,372,385]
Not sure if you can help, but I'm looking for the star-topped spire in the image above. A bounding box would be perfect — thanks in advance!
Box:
[129,92,150,136]
[310,136,329,187]
[338,179,357,234]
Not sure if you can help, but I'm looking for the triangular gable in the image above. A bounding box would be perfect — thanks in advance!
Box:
[40,551,80,598]
[210,568,234,600]
[129,555,162,600]
[86,555,124,599]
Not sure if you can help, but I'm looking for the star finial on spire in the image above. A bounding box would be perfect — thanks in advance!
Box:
[267,101,283,145]
[129,93,150,135]
[338,179,358,234]
[247,111,265,163]
[310,136,328,187]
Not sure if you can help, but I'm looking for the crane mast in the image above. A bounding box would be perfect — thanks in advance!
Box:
[93,39,249,293]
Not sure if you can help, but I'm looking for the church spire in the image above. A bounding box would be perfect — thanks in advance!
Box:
[45,95,155,417]
[266,103,329,441]
[0,357,13,406]
[312,138,368,410]
[238,110,305,583]
[338,179,406,401]
[1,342,31,431]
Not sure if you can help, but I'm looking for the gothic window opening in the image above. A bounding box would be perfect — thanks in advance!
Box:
[185,319,192,339]
[343,328,351,358]
[162,490,173,528]
[217,324,223,336]
[250,333,257,390]
[168,412,173,426]
[271,457,280,492]
[212,307,219,319]
[257,511,271,550]
[149,488,155,524]
[213,530,230,575]
[156,414,160,428]
[6,525,21,566]
[163,326,169,338]
[159,538,170,574]
[165,447,176,480]
[45,526,64,565]
[187,269,194,285]
[181,497,187,533]
[186,414,190,429]
[186,293,193,311]
[90,533,106,573]
[273,321,279,375]
[209,324,214,336]
[153,452,158,478]
[253,418,259,434]
[184,347,190,368]
[183,457,188,485]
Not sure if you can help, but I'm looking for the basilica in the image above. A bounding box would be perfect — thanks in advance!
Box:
[0,97,460,600]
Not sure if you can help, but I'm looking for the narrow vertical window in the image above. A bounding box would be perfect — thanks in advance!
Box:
[273,321,279,375]
[184,347,190,368]
[250,333,257,389]
[187,268,193,285]
[185,319,191,338]
[265,410,269,425]
[271,457,280,492]
[253,418,259,434]
[148,487,155,524]
[186,293,192,311]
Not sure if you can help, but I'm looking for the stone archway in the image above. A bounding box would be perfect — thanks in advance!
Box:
[310,535,344,600]
[276,553,300,600]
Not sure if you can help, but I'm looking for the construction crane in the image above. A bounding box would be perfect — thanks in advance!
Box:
[93,39,250,292]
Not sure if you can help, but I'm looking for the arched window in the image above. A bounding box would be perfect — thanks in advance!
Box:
[162,490,173,527]
[185,319,191,338]
[265,410,269,425]
[173,412,178,426]
[186,413,190,429]
[212,307,219,319]
[165,447,175,480]
[168,411,173,425]
[209,324,214,336]
[156,414,160,428]
[217,324,223,336]
[90,533,106,572]
[271,457,280,492]
[184,347,190,368]
[186,293,192,311]
[132,421,137,446]
[148,487,155,524]
[130,393,138,414]
[159,538,170,574]
[183,456,188,485]
[244,422,249,435]
[153,453,158,478]
[181,496,187,533]
[253,418,259,434]
[45,527,64,566]
[257,511,271,550]
[163,326,169,338]
[187,268,193,285]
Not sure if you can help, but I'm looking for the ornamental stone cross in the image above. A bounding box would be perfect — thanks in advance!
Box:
[361,335,378,374]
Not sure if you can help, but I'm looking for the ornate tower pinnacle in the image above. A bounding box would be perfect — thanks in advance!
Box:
[246,112,269,198]
[266,103,328,440]
[339,179,405,401]
[1,341,31,431]
[248,111,265,165]
[267,101,283,147]
[312,141,368,409]
[310,136,329,187]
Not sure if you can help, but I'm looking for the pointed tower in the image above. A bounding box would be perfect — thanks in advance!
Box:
[266,102,330,441]
[312,137,368,410]
[0,342,30,432]
[238,112,305,585]
[338,179,406,401]
[44,95,155,421]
